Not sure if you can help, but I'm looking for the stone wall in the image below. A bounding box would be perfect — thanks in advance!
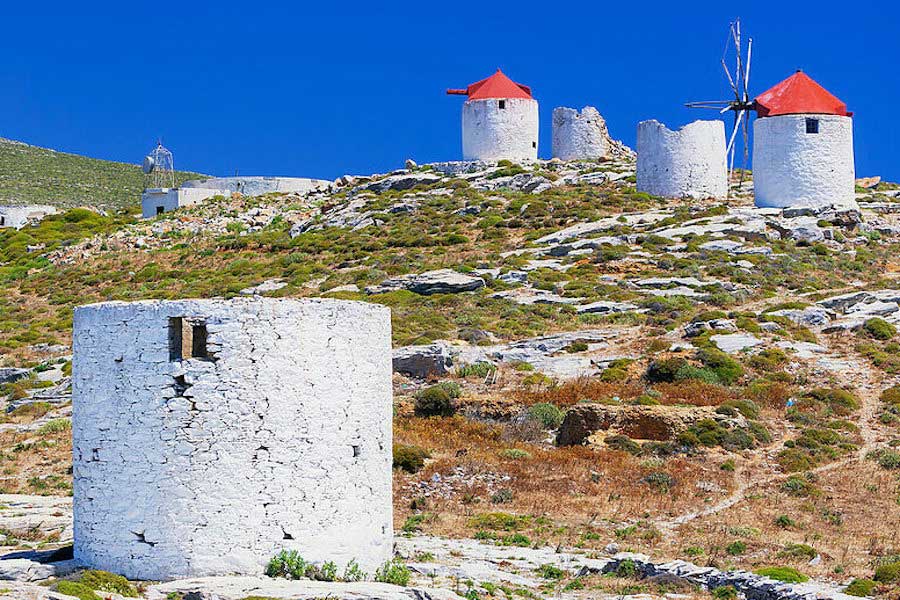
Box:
[182,177,331,197]
[636,120,728,200]
[551,106,611,160]
[72,298,393,581]
[0,205,57,229]
[140,187,227,218]
[462,98,539,161]
[753,114,856,210]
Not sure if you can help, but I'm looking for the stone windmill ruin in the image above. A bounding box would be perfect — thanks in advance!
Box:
[686,19,856,209]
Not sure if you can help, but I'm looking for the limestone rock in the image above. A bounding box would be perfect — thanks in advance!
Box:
[0,368,29,384]
[366,269,485,295]
[392,342,455,379]
[710,333,763,354]
[360,172,442,194]
[684,319,737,338]
[0,558,77,582]
[145,577,461,600]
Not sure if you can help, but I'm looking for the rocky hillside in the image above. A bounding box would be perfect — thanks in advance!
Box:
[2,153,900,599]
[0,138,203,210]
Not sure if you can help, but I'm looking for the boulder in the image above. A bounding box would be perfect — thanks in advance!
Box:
[0,557,77,582]
[367,269,485,296]
[393,343,454,378]
[361,172,442,194]
[145,577,461,600]
[710,333,763,354]
[557,404,747,447]
[684,319,737,337]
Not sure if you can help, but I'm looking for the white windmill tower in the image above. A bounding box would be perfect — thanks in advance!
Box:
[142,139,175,189]
[685,19,755,187]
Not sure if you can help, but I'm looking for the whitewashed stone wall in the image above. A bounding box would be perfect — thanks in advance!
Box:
[141,187,228,218]
[72,298,393,581]
[462,98,538,161]
[753,114,856,209]
[0,205,57,229]
[551,106,611,160]
[182,177,331,197]
[636,120,728,200]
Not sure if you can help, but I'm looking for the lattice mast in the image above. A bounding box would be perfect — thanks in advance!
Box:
[142,140,175,189]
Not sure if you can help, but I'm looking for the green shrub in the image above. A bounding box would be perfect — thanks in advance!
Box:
[781,475,817,496]
[616,559,638,578]
[468,512,529,531]
[720,459,736,472]
[392,444,430,473]
[712,586,738,600]
[38,418,71,434]
[726,541,747,555]
[778,543,817,560]
[774,515,796,528]
[265,550,307,579]
[641,472,674,493]
[457,362,496,378]
[342,559,366,582]
[698,348,743,385]
[527,402,564,429]
[78,570,138,597]
[491,489,514,504]
[865,317,896,340]
[374,558,411,586]
[874,561,900,583]
[803,388,859,415]
[56,581,100,600]
[536,564,566,580]
[881,385,900,406]
[754,566,809,583]
[501,533,531,547]
[605,434,641,455]
[845,578,876,596]
[645,358,687,383]
[498,448,531,460]
[414,384,457,417]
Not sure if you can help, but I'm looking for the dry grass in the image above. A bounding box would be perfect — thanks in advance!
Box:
[511,377,643,407]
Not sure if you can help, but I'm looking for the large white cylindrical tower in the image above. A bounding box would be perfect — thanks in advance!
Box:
[448,69,538,162]
[752,72,856,209]
[636,119,728,200]
[72,298,393,581]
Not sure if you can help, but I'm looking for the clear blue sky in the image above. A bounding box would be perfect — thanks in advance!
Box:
[2,1,897,180]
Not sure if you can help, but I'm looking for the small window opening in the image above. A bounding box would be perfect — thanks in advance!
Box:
[352,445,361,458]
[0,216,5,226]
[532,141,537,148]
[498,100,506,109]
[805,118,819,134]
[168,317,209,361]
[156,206,165,215]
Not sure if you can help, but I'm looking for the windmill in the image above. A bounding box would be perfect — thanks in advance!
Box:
[685,19,755,185]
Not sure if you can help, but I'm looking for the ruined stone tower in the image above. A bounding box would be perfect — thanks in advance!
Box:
[551,106,611,160]
[752,71,856,209]
[72,298,393,581]
[447,69,538,161]
[636,119,728,200]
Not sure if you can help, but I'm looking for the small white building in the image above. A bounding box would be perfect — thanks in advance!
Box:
[72,297,393,580]
[752,71,856,209]
[552,106,612,161]
[447,69,538,162]
[0,205,57,229]
[636,119,728,199]
[141,177,331,218]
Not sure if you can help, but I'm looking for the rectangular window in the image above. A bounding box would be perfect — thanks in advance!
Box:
[156,206,165,215]
[168,317,209,361]
[806,118,819,134]
[532,141,537,148]
[498,100,506,109]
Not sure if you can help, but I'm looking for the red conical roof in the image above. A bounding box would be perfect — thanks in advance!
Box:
[755,71,850,117]
[447,69,533,100]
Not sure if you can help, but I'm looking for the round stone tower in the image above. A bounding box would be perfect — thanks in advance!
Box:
[72,298,393,581]
[447,69,538,162]
[552,106,611,161]
[636,119,728,199]
[752,71,856,209]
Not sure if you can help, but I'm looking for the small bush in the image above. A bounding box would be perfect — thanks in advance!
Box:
[38,418,71,434]
[393,444,430,473]
[712,586,738,600]
[266,550,307,579]
[527,402,564,429]
[645,358,687,383]
[874,561,900,583]
[491,489,514,504]
[536,564,566,580]
[881,385,900,406]
[845,578,876,596]
[56,582,100,600]
[865,317,896,340]
[414,384,457,417]
[641,472,674,493]
[754,566,809,583]
[698,348,743,385]
[616,558,638,578]
[468,512,529,531]
[78,570,138,597]
[498,448,531,460]
[778,543,817,561]
[726,541,747,555]
[875,449,900,470]
[720,459,736,472]
[774,515,796,528]
[374,558,411,586]
[605,434,641,455]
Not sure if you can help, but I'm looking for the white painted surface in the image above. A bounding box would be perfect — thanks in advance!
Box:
[551,106,610,160]
[72,298,394,581]
[753,114,856,209]
[462,98,538,161]
[0,205,57,229]
[636,120,728,200]
[182,177,331,197]
[140,187,227,218]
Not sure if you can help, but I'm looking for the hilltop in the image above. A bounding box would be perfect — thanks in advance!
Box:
[0,138,204,211]
[1,152,900,598]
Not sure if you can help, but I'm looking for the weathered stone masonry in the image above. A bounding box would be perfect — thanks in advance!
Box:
[72,298,393,581]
